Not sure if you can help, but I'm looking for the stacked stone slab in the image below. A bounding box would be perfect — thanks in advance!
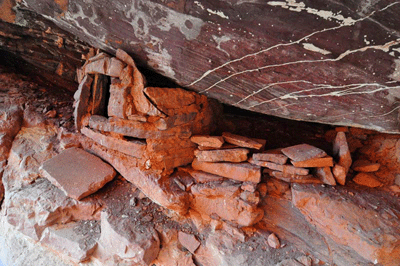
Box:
[75,50,218,215]
[250,132,354,186]
[189,133,264,226]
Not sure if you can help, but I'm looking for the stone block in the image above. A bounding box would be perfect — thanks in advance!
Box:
[267,233,280,249]
[353,173,382,187]
[291,156,333,168]
[81,127,146,158]
[352,159,380,172]
[333,132,352,173]
[197,143,238,150]
[178,232,200,254]
[40,147,116,200]
[73,75,93,131]
[249,158,309,175]
[252,150,288,165]
[222,132,263,150]
[281,144,327,162]
[332,164,346,185]
[84,56,125,77]
[89,115,192,139]
[194,148,249,162]
[182,168,225,183]
[107,81,130,119]
[190,135,224,148]
[315,167,336,185]
[192,159,261,183]
[266,170,321,184]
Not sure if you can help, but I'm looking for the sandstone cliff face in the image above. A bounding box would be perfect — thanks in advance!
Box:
[0,56,400,266]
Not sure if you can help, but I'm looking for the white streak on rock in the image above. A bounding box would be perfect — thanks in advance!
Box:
[267,0,358,26]
[302,43,331,55]
[206,8,230,19]
[188,2,400,87]
[201,39,400,93]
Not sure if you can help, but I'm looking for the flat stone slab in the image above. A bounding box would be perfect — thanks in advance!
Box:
[183,168,225,183]
[190,135,224,148]
[81,127,146,158]
[194,148,249,162]
[291,156,333,168]
[222,132,263,150]
[249,158,309,176]
[89,115,192,139]
[40,147,116,200]
[252,150,288,165]
[192,159,261,183]
[353,173,383,188]
[265,170,321,184]
[352,160,380,173]
[281,144,327,162]
[197,143,238,150]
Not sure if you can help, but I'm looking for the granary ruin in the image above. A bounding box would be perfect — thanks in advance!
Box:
[0,1,400,266]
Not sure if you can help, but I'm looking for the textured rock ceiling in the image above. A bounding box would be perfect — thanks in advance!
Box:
[1,0,400,132]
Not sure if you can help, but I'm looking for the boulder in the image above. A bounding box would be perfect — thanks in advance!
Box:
[4,179,102,241]
[2,125,58,191]
[40,221,100,262]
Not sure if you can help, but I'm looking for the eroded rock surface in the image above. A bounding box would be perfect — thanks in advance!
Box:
[292,184,400,266]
